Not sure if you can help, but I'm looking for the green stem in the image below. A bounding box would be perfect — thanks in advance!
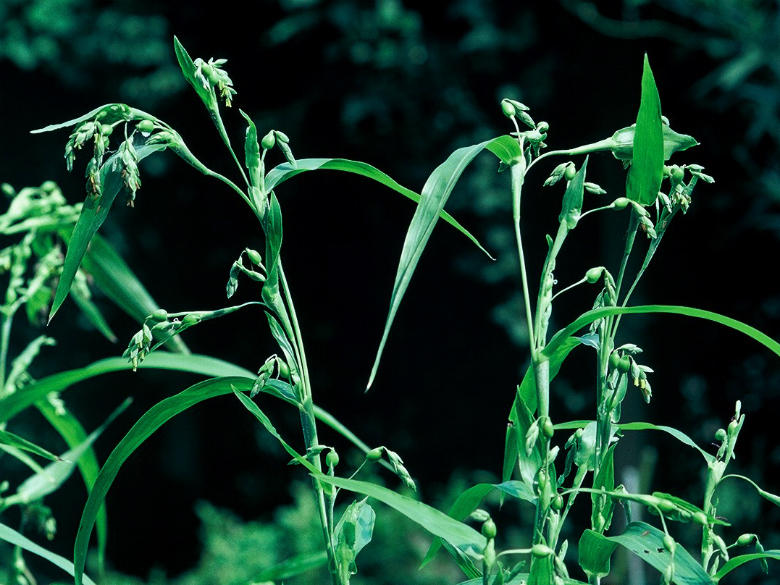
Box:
[209,109,250,188]
[525,138,615,174]
[0,312,13,390]
[510,158,537,360]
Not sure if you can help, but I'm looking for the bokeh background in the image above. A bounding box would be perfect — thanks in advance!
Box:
[1,1,779,583]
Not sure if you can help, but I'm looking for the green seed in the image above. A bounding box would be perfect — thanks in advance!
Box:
[585,267,604,284]
[692,511,708,526]
[246,248,262,265]
[366,447,383,461]
[501,99,516,118]
[564,164,576,181]
[532,544,553,558]
[277,359,290,378]
[100,124,114,136]
[325,450,339,468]
[551,494,564,512]
[149,309,168,322]
[137,120,155,133]
[481,518,497,539]
[736,533,754,547]
[261,131,275,150]
[542,417,555,439]
[715,428,727,442]
[182,314,201,326]
[612,197,631,210]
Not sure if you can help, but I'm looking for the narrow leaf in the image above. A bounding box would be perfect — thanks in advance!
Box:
[368,136,512,389]
[14,398,130,504]
[0,521,97,585]
[36,400,109,574]
[81,234,188,353]
[0,353,252,424]
[619,421,714,463]
[265,157,492,258]
[559,156,588,229]
[714,551,780,580]
[30,104,134,134]
[544,305,780,361]
[422,481,534,568]
[73,377,253,585]
[318,475,486,561]
[251,551,328,581]
[0,429,59,461]
[49,144,166,322]
[70,277,117,342]
[626,54,664,206]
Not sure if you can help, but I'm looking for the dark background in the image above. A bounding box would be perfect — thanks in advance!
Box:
[1,0,778,583]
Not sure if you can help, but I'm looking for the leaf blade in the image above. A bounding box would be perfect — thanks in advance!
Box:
[72,376,254,585]
[626,54,664,206]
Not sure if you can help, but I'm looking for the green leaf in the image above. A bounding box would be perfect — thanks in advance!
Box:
[36,400,109,574]
[544,305,780,361]
[250,551,328,581]
[591,445,616,531]
[48,143,166,322]
[607,521,714,585]
[618,422,714,463]
[0,522,97,585]
[173,36,214,108]
[367,136,518,389]
[70,276,117,342]
[0,353,252,424]
[81,234,188,353]
[720,474,780,507]
[318,475,486,561]
[232,389,317,472]
[626,54,664,206]
[579,529,618,580]
[265,157,492,259]
[559,156,588,229]
[714,551,780,580]
[0,428,59,461]
[333,498,376,583]
[30,104,134,134]
[421,481,535,568]
[72,377,253,585]
[13,398,130,505]
[528,555,554,585]
[239,109,261,187]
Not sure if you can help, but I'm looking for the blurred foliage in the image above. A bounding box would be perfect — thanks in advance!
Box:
[0,0,181,105]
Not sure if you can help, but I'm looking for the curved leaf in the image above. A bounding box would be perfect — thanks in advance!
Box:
[251,551,328,581]
[265,157,492,258]
[73,376,253,585]
[368,136,513,389]
[607,521,714,585]
[422,481,535,568]
[626,55,664,206]
[0,353,251,424]
[715,550,780,581]
[619,422,714,463]
[0,521,97,585]
[318,475,486,561]
[579,529,618,580]
[544,305,780,360]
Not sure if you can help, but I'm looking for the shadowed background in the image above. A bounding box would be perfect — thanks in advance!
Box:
[1,1,778,583]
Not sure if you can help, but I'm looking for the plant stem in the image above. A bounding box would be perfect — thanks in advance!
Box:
[510,156,537,361]
[277,262,339,584]
[0,312,13,390]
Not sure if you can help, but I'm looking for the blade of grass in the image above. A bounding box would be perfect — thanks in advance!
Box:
[0,522,97,585]
[367,136,519,389]
[265,157,493,258]
[72,377,253,585]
